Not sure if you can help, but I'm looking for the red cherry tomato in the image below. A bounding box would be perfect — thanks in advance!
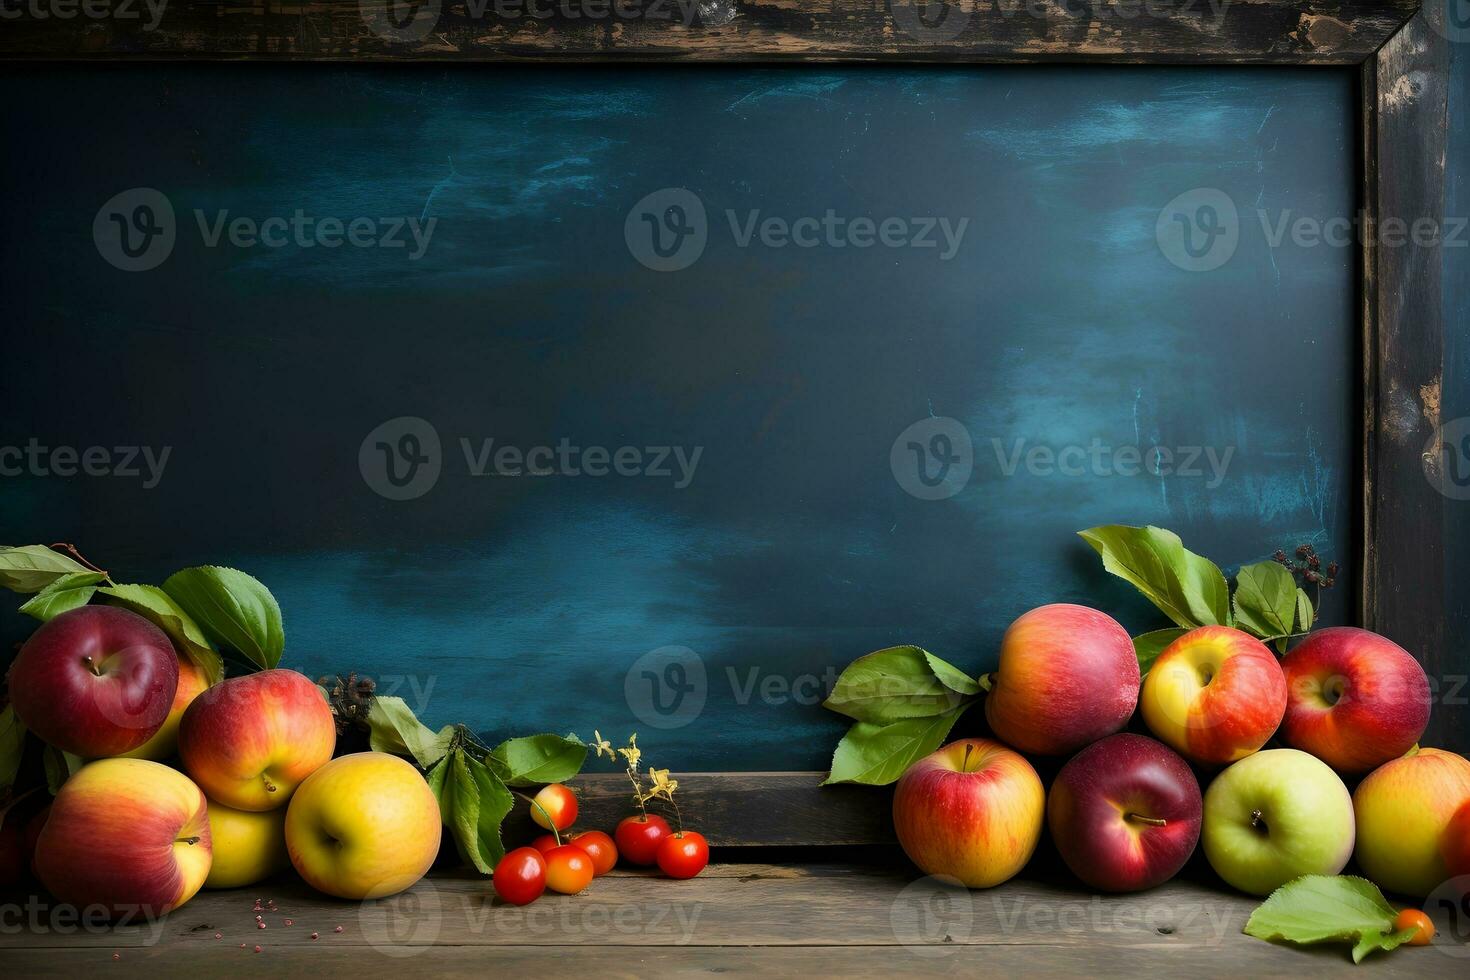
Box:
[492,847,547,906]
[571,830,618,876]
[656,830,709,879]
[531,784,578,831]
[531,833,559,855]
[1393,909,1435,946]
[544,844,594,894]
[614,814,671,866]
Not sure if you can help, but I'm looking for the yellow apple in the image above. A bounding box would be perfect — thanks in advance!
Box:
[119,657,212,761]
[1354,747,1470,897]
[285,752,441,899]
[204,801,289,889]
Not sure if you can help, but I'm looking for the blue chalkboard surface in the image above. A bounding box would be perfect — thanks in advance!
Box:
[0,65,1357,770]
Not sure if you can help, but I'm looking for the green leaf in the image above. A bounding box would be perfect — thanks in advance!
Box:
[442,749,515,873]
[1244,875,1422,963]
[1295,589,1316,633]
[425,755,450,809]
[1079,525,1230,628]
[162,567,284,670]
[923,651,981,697]
[1133,628,1188,677]
[0,545,92,594]
[97,584,225,685]
[367,696,454,769]
[822,646,976,724]
[42,746,84,795]
[822,704,971,786]
[18,571,105,622]
[1233,561,1299,642]
[0,705,26,795]
[488,733,587,787]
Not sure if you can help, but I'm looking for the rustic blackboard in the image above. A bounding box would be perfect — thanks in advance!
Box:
[0,63,1379,769]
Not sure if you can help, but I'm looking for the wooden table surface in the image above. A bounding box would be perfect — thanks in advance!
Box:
[2,860,1465,977]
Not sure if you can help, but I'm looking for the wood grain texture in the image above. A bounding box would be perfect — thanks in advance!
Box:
[0,0,1419,63]
[502,772,896,846]
[1,863,1464,973]
[1363,9,1456,748]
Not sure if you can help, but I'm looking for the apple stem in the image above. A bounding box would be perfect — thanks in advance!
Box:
[1250,809,1268,833]
[962,743,976,773]
[1125,813,1168,828]
[81,656,102,677]
[262,774,278,795]
[175,836,201,846]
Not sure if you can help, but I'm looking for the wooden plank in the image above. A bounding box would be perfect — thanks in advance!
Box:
[0,0,1419,63]
[1,864,1464,975]
[501,772,895,847]
[1,941,1457,979]
[1364,11,1456,747]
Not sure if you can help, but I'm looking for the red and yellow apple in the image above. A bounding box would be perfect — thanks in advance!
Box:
[178,669,335,811]
[285,752,441,900]
[203,801,289,889]
[1141,626,1285,766]
[1280,627,1430,775]
[983,604,1139,756]
[892,738,1044,888]
[1354,747,1470,897]
[119,657,212,762]
[1443,799,1470,889]
[1047,734,1202,892]
[1201,748,1354,895]
[33,758,211,917]
[7,606,178,758]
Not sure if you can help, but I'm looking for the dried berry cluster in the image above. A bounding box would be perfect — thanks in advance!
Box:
[316,672,376,737]
[1272,544,1338,589]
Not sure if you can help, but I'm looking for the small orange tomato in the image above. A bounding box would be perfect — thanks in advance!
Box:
[1393,909,1435,946]
[571,830,618,876]
[544,844,594,894]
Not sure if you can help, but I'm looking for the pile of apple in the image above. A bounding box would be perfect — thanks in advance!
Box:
[895,604,1470,902]
[3,605,442,916]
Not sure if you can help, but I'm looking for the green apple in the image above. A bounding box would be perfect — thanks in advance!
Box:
[1201,748,1354,895]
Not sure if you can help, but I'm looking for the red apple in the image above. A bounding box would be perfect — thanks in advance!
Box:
[1047,734,1202,892]
[1140,626,1286,766]
[1280,628,1430,775]
[33,758,212,918]
[119,657,213,761]
[984,604,1139,756]
[892,738,1045,888]
[178,669,335,811]
[7,606,178,758]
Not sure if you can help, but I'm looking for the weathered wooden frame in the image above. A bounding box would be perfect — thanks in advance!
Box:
[2,1,1451,845]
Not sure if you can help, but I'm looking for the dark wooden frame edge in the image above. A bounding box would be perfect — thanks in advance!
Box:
[0,1,1450,845]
